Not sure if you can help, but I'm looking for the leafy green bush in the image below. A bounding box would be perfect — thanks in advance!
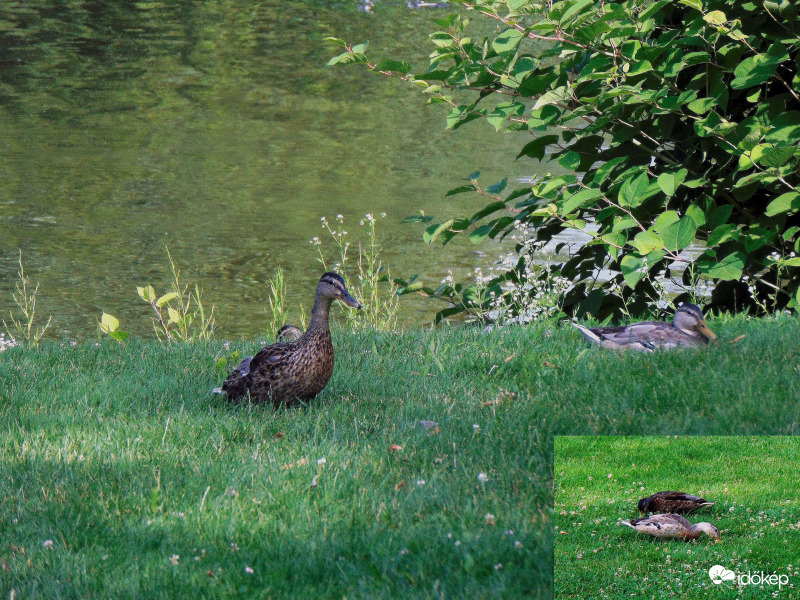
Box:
[329,0,800,321]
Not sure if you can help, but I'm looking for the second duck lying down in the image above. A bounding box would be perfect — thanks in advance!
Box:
[621,513,721,542]
[638,491,715,514]
[277,324,303,342]
[218,272,361,406]
[573,302,717,351]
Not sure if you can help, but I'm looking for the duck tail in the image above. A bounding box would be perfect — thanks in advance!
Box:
[699,501,715,508]
[618,520,636,529]
[572,323,603,345]
[211,386,224,394]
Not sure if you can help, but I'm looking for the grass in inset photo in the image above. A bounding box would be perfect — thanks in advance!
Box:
[555,436,800,599]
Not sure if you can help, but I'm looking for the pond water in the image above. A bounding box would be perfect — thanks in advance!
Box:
[0,0,538,338]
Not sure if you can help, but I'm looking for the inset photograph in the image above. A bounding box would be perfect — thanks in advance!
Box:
[555,436,798,598]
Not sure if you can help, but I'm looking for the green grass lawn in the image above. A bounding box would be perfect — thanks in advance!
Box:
[555,436,800,599]
[1,313,799,598]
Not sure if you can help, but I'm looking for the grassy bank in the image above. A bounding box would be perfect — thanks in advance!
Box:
[1,314,799,598]
[554,436,800,599]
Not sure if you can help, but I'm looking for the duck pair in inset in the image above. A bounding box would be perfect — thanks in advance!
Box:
[621,491,720,542]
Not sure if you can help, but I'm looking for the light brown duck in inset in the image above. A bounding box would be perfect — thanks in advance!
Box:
[620,513,720,541]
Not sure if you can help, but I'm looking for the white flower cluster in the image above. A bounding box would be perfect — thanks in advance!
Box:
[478,221,571,324]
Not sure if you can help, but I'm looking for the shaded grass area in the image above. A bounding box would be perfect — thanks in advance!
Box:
[0,329,552,599]
[554,436,800,599]
[1,313,799,598]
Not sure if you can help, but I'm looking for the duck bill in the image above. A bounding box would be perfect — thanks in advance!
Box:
[698,322,717,340]
[341,291,362,309]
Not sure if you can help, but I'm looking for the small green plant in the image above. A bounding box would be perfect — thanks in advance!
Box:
[137,249,215,342]
[265,267,289,340]
[3,251,52,346]
[312,212,400,331]
[99,312,130,343]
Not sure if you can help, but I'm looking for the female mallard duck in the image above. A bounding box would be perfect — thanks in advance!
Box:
[573,302,716,351]
[621,513,720,542]
[218,272,360,405]
[638,491,715,514]
[277,324,303,342]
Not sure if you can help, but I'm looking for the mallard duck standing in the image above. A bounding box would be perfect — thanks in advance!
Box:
[573,302,716,351]
[638,491,715,514]
[218,272,360,405]
[620,513,720,541]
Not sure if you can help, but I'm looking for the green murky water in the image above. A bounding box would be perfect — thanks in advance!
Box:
[0,0,532,338]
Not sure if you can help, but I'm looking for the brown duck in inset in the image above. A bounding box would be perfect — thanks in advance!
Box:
[638,491,715,514]
[572,303,717,351]
[218,272,360,405]
[620,513,720,542]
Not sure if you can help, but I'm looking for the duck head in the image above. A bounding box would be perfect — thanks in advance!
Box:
[318,272,362,309]
[673,303,717,340]
[637,497,651,513]
[695,522,721,541]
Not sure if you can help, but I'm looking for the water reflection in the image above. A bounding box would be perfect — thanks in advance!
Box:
[0,1,531,338]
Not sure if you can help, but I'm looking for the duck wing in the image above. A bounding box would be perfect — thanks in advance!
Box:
[652,491,714,512]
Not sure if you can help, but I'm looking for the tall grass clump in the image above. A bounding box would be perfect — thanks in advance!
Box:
[312,212,400,331]
[3,250,51,346]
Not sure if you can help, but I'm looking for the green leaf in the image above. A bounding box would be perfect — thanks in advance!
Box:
[517,135,559,161]
[486,178,508,194]
[766,192,800,216]
[137,285,156,302]
[492,29,523,55]
[698,251,746,280]
[423,220,454,244]
[445,184,478,197]
[758,146,796,168]
[686,203,705,227]
[470,224,494,244]
[653,211,680,234]
[373,59,411,74]
[100,312,119,333]
[620,254,645,287]
[109,331,130,342]
[156,292,178,308]
[167,307,182,324]
[618,173,649,208]
[557,151,581,171]
[660,216,696,252]
[630,231,664,255]
[561,188,601,214]
[656,169,687,197]
[703,10,727,24]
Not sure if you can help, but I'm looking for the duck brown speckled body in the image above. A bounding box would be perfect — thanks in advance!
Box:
[219,272,360,406]
[573,303,717,351]
[620,513,720,542]
[638,491,715,514]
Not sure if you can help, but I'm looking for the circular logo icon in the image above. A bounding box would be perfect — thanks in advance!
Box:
[709,564,735,584]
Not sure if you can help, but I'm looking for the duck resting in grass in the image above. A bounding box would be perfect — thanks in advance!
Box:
[216,272,360,406]
[638,491,715,514]
[620,513,721,542]
[572,302,717,351]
